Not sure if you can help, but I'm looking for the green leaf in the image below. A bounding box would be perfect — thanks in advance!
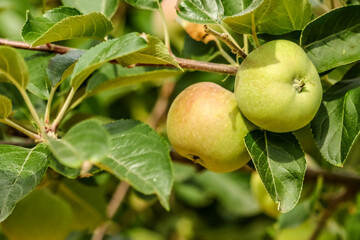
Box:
[62,0,120,18]
[278,177,322,229]
[47,50,84,87]
[49,156,80,179]
[86,64,181,96]
[101,120,173,210]
[0,144,50,222]
[312,77,360,166]
[47,119,110,168]
[70,32,148,89]
[116,35,181,69]
[125,0,159,10]
[58,179,107,230]
[19,50,54,99]
[301,5,360,73]
[22,7,114,46]
[244,130,306,213]
[223,0,312,35]
[195,171,260,217]
[0,46,29,89]
[0,95,12,119]
[176,0,224,24]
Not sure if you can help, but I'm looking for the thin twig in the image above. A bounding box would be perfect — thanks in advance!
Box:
[251,12,260,48]
[204,25,247,59]
[91,181,130,240]
[147,81,176,129]
[309,187,355,240]
[0,38,238,76]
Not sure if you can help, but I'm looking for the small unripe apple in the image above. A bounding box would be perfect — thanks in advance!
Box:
[250,172,279,218]
[235,40,322,133]
[167,82,256,173]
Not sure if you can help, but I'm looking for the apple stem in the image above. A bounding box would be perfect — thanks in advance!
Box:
[204,25,247,59]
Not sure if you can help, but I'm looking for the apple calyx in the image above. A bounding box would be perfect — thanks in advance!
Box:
[293,78,306,92]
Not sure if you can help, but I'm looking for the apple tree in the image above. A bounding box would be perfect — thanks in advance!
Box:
[0,0,359,239]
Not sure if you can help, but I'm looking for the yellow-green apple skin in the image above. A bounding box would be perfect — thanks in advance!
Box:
[235,40,322,133]
[166,82,256,173]
[1,189,73,240]
[250,172,279,218]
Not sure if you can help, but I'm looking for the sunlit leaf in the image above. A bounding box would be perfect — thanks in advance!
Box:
[301,5,360,73]
[70,32,148,89]
[125,0,159,10]
[22,7,114,46]
[0,46,29,89]
[0,95,12,119]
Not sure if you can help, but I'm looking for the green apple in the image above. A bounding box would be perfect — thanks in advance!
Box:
[167,82,256,173]
[235,40,322,133]
[2,189,73,240]
[250,172,279,218]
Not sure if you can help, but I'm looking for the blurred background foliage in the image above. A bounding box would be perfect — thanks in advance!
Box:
[0,0,360,239]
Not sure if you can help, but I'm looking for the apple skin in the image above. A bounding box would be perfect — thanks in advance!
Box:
[167,82,256,173]
[235,40,322,133]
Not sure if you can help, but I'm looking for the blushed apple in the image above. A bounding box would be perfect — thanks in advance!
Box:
[167,82,256,173]
[235,40,322,133]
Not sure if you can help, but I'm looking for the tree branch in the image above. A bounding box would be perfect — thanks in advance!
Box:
[0,38,238,76]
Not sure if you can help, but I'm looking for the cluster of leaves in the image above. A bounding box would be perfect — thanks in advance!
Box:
[0,0,359,239]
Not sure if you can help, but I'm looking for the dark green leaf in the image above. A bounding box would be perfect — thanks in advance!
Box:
[0,95,12,119]
[70,32,148,89]
[244,130,306,213]
[47,119,110,168]
[301,5,360,73]
[223,0,312,35]
[47,50,84,87]
[22,7,114,46]
[0,46,29,89]
[62,0,120,18]
[19,50,54,99]
[49,157,80,179]
[312,77,360,166]
[0,144,50,222]
[176,0,224,24]
[86,65,181,96]
[125,0,159,10]
[102,120,173,210]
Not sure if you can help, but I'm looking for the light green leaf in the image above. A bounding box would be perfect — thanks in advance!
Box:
[47,50,84,87]
[0,144,50,222]
[117,35,181,69]
[301,5,360,73]
[312,78,360,166]
[101,120,173,210]
[0,95,12,119]
[176,0,225,24]
[70,32,148,89]
[125,0,159,10]
[47,119,110,168]
[86,64,181,96]
[0,46,29,89]
[18,49,54,99]
[223,0,312,35]
[244,130,306,213]
[49,157,80,179]
[62,0,120,18]
[22,7,114,46]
